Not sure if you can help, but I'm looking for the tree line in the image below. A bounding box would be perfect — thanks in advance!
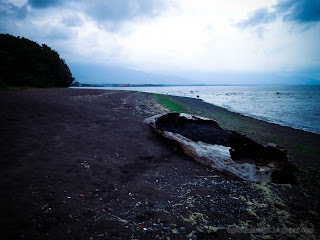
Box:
[0,34,74,89]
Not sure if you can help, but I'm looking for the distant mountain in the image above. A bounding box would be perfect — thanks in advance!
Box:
[68,62,192,85]
[69,62,320,86]
[173,72,320,85]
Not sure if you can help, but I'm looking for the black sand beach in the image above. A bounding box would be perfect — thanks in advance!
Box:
[0,88,319,239]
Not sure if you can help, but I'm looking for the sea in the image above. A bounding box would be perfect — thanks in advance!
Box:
[79,85,320,134]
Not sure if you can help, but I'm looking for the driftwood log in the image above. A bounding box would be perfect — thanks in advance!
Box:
[144,113,298,183]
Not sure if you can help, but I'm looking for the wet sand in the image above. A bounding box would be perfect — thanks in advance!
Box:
[0,88,319,239]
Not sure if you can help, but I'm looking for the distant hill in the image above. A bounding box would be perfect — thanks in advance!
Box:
[69,62,320,86]
[0,34,74,89]
[174,72,320,85]
[68,62,192,85]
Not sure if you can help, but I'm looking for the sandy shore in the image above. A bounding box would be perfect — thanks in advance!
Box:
[0,88,319,239]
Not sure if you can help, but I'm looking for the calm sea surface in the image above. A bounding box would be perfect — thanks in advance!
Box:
[79,85,320,134]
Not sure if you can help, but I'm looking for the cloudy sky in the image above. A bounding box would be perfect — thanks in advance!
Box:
[1,0,320,84]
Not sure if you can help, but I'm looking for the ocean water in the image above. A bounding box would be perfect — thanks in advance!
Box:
[81,85,320,134]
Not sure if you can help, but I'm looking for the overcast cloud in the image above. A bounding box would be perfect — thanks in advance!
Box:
[1,0,320,82]
[237,0,320,28]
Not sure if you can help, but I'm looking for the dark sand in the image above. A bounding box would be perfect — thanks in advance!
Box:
[0,88,319,239]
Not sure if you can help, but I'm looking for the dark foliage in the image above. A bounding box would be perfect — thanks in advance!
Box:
[0,34,74,88]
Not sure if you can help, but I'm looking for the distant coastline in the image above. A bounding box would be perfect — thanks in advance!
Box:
[70,83,165,87]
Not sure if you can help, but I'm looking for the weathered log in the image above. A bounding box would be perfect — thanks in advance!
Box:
[144,113,298,183]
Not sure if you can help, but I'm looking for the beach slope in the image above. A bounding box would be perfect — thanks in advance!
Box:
[0,89,319,239]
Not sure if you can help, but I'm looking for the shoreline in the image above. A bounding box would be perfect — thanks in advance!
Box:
[1,88,319,239]
[166,93,320,168]
[71,86,320,135]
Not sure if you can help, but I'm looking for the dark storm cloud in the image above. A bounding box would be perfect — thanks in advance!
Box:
[0,0,168,36]
[28,0,63,8]
[1,0,168,31]
[0,2,27,19]
[277,0,320,23]
[237,0,320,28]
[25,0,166,21]
[0,0,62,19]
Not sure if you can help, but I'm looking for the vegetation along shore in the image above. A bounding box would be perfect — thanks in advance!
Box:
[0,34,74,90]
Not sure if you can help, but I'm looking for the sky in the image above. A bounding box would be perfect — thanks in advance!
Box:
[1,0,320,84]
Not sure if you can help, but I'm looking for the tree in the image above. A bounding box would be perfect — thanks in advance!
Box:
[0,34,75,88]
